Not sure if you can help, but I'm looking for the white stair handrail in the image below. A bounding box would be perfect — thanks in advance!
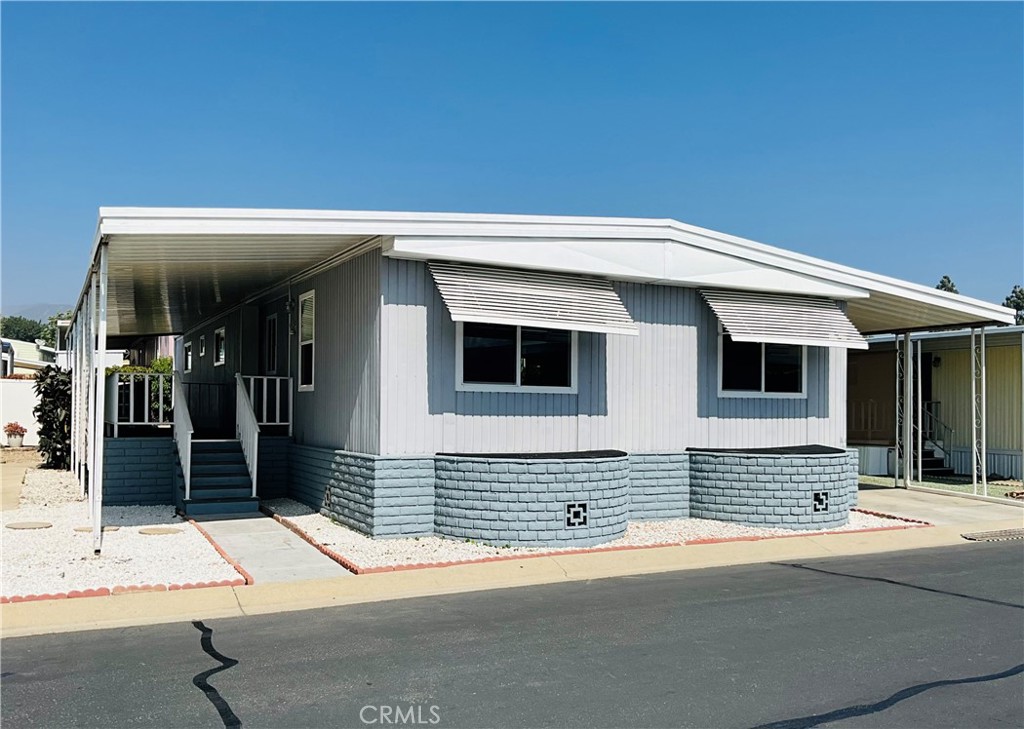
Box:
[172,371,194,501]
[235,373,261,498]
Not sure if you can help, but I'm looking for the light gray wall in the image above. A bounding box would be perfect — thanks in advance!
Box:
[379,258,846,455]
[288,250,381,453]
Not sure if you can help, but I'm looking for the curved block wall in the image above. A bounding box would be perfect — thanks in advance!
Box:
[688,448,858,530]
[434,453,630,547]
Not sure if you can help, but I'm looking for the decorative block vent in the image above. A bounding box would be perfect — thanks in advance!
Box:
[565,502,588,528]
[812,491,829,513]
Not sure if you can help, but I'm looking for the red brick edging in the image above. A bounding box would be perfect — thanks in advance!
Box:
[261,504,932,575]
[1,521,253,605]
[684,509,933,544]
[851,507,931,525]
[188,518,256,586]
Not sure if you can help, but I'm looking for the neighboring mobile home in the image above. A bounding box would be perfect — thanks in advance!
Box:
[66,209,1016,550]
[849,326,1024,480]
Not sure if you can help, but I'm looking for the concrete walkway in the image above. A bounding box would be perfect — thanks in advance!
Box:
[858,486,1023,526]
[195,515,352,583]
[0,463,29,511]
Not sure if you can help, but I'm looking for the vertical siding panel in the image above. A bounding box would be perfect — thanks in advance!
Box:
[378,260,845,456]
[273,250,382,453]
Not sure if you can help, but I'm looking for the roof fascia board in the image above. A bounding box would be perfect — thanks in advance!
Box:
[386,235,870,300]
[90,207,1014,325]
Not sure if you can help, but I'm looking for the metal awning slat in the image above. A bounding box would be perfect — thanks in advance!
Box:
[429,261,638,336]
[701,289,868,349]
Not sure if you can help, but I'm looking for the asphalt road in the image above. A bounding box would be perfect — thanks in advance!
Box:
[3,543,1023,729]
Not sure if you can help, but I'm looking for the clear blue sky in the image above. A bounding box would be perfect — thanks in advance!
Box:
[2,2,1021,312]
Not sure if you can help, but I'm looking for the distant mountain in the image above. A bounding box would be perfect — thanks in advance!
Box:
[2,303,74,321]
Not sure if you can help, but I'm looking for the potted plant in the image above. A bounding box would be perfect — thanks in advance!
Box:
[4,422,27,448]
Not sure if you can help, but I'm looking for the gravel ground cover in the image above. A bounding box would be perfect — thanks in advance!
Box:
[2,469,240,597]
[263,498,912,570]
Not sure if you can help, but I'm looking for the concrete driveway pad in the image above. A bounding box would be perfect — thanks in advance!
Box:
[858,487,1023,526]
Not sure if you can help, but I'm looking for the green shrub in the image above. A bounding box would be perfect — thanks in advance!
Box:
[33,366,72,470]
[106,356,175,421]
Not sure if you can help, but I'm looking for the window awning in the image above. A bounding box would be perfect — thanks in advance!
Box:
[428,261,638,336]
[701,289,868,349]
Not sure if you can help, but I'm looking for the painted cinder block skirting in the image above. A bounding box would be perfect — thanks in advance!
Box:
[285,444,858,544]
[103,437,177,505]
[434,453,630,547]
[627,453,690,520]
[688,448,858,530]
[287,445,433,537]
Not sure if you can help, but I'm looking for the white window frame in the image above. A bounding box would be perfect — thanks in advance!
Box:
[213,326,226,367]
[199,335,206,358]
[183,341,193,374]
[455,321,579,394]
[717,327,807,400]
[265,314,278,375]
[297,290,315,392]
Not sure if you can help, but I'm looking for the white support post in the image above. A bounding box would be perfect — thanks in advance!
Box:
[916,339,923,484]
[70,317,77,476]
[893,334,901,487]
[902,332,912,488]
[87,275,98,508]
[980,327,987,497]
[971,328,979,494]
[1020,331,1023,483]
[91,246,108,553]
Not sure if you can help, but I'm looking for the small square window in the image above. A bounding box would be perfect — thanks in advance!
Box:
[213,327,226,367]
[199,335,206,357]
[183,342,193,373]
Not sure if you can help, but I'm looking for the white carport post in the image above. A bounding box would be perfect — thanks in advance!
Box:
[70,314,77,482]
[893,334,901,487]
[970,327,988,496]
[89,245,109,552]
[1020,331,1023,483]
[901,332,913,488]
[916,339,923,484]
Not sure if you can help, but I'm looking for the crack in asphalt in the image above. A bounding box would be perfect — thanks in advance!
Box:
[191,621,242,728]
[748,662,1024,729]
[774,562,1024,610]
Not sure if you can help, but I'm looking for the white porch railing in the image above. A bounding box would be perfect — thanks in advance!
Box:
[235,373,261,498]
[104,372,174,436]
[173,371,194,501]
[243,375,293,433]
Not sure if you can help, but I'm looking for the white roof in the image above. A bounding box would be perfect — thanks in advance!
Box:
[76,207,1016,337]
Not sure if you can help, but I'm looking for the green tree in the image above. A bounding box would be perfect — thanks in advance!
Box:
[39,309,73,348]
[935,275,959,294]
[0,315,44,342]
[1004,284,1024,325]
